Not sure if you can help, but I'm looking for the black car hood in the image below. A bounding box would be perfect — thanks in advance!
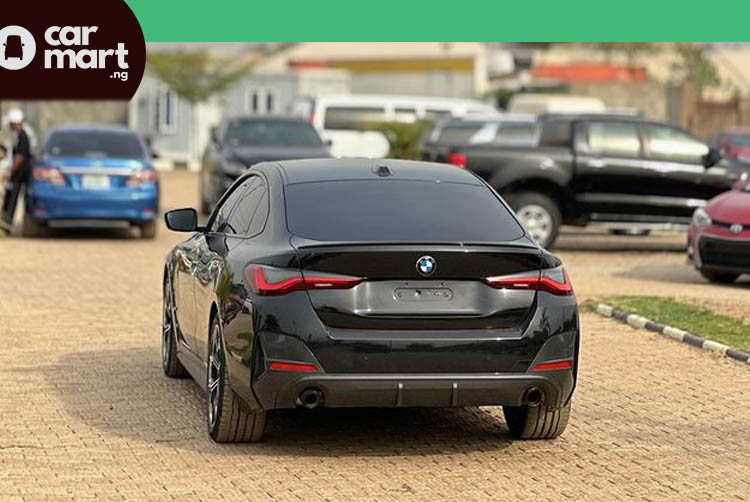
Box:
[228,146,331,166]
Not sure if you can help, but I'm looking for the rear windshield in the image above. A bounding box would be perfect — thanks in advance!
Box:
[285,180,524,243]
[729,134,750,146]
[437,121,538,145]
[45,131,145,159]
[225,120,323,147]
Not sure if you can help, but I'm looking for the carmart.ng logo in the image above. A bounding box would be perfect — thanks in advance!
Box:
[0,25,36,70]
[0,0,145,100]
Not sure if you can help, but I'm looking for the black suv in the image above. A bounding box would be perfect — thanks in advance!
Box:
[424,114,740,248]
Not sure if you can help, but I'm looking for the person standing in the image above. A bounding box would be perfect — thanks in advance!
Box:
[1,109,32,236]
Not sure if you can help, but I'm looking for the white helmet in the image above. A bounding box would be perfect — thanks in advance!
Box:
[7,108,24,124]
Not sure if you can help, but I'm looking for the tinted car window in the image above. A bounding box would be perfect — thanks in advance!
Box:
[539,120,572,147]
[226,178,265,236]
[211,179,257,234]
[285,180,524,243]
[45,131,146,159]
[435,122,485,144]
[643,125,707,163]
[586,122,641,157]
[225,120,323,147]
[323,107,386,130]
[247,190,269,236]
[729,134,750,146]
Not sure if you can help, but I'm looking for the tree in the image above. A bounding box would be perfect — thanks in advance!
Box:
[145,50,252,162]
[145,50,252,104]
[367,121,433,160]
[671,43,720,90]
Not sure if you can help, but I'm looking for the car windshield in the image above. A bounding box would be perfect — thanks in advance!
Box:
[729,134,750,146]
[225,120,323,147]
[285,180,525,243]
[45,131,146,159]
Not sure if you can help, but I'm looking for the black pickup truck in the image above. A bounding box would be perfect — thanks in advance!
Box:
[423,114,741,247]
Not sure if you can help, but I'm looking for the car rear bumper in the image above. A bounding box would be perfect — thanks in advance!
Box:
[27,184,159,222]
[253,370,574,410]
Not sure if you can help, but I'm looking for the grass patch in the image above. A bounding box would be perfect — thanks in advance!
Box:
[589,295,750,353]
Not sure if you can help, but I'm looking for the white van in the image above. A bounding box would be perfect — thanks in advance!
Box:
[507,94,606,115]
[291,94,498,158]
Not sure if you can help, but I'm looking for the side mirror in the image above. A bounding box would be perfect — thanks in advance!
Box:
[324,138,333,147]
[702,146,722,168]
[151,150,160,160]
[210,126,220,145]
[165,208,199,232]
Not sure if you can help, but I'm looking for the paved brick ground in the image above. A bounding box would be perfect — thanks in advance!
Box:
[0,172,748,501]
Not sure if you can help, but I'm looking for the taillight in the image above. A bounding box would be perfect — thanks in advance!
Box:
[484,266,573,296]
[269,361,317,372]
[32,166,65,186]
[532,360,572,371]
[244,264,363,296]
[126,169,158,186]
[446,152,467,168]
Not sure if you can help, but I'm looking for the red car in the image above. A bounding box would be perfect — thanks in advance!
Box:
[712,127,750,165]
[688,180,750,283]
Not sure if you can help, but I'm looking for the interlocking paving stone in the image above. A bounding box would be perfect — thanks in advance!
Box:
[0,172,748,501]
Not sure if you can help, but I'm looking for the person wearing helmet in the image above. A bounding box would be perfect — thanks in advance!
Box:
[1,109,33,236]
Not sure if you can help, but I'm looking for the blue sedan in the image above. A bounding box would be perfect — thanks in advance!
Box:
[25,126,159,238]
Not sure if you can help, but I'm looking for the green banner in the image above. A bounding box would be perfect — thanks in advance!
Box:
[125,0,750,42]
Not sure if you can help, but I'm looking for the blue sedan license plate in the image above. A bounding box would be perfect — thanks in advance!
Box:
[82,175,110,190]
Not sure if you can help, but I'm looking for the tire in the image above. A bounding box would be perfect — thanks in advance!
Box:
[207,318,266,443]
[140,220,157,239]
[505,191,562,248]
[503,402,571,440]
[162,278,188,378]
[700,270,739,284]
[21,215,46,238]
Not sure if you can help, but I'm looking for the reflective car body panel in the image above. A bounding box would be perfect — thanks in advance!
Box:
[688,183,750,275]
[164,159,580,413]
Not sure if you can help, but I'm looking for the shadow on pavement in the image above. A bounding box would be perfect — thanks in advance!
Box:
[554,228,686,253]
[39,347,513,457]
[617,264,750,287]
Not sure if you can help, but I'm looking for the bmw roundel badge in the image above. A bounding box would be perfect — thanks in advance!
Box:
[416,256,436,276]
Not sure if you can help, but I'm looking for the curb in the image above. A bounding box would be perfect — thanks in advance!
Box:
[595,303,750,365]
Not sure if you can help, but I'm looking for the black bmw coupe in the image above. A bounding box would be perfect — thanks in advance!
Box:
[162,158,580,442]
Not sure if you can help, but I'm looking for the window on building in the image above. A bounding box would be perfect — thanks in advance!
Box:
[156,88,178,134]
[246,88,279,115]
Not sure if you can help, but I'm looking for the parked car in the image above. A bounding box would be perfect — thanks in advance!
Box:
[687,180,750,283]
[291,94,498,158]
[200,116,330,214]
[162,158,579,443]
[711,127,750,165]
[439,114,739,248]
[25,126,159,238]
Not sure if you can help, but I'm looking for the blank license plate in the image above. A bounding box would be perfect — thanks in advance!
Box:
[394,288,453,302]
[81,175,110,190]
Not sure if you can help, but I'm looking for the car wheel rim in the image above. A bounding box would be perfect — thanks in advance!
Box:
[207,324,222,429]
[516,204,553,245]
[162,283,173,369]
